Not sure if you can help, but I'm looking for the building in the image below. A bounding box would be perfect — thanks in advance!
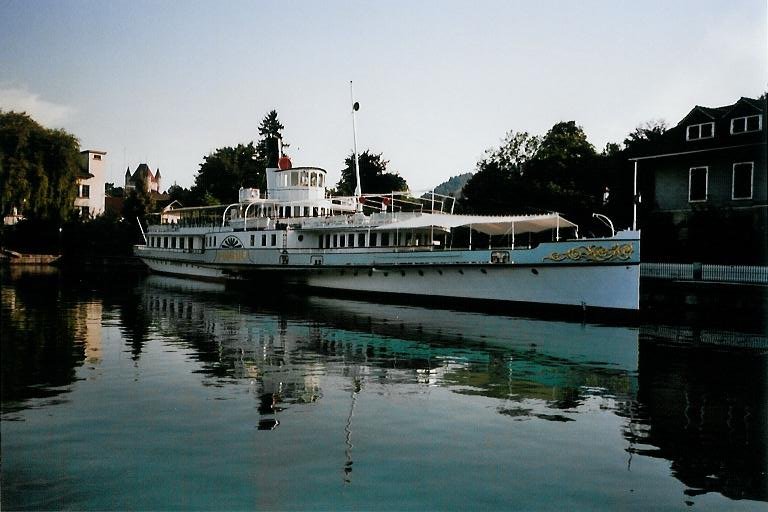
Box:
[75,150,107,217]
[631,97,767,264]
[125,163,162,194]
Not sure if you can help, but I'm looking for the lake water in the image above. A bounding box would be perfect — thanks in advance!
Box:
[1,266,766,511]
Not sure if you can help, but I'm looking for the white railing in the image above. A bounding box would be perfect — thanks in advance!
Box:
[702,264,768,284]
[641,263,768,284]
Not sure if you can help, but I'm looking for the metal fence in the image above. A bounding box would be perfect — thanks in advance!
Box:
[641,263,768,285]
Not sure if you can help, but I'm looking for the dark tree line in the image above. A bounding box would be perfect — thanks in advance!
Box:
[459,120,667,231]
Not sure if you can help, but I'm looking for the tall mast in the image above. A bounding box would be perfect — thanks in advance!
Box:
[350,81,362,211]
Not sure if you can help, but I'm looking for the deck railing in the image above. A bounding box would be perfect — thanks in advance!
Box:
[641,263,768,285]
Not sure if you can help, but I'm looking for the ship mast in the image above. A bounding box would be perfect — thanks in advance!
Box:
[350,81,362,211]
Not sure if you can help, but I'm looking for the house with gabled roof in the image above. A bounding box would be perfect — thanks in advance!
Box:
[631,96,767,264]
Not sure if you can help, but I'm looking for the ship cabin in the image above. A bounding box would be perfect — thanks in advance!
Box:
[144,161,577,255]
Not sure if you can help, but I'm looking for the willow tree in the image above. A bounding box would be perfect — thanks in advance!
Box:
[0,111,81,222]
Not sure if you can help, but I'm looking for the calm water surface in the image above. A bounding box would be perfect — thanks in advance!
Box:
[1,267,766,511]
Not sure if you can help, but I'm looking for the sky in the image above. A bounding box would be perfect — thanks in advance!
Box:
[1,0,766,193]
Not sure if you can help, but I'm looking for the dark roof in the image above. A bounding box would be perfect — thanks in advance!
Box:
[677,97,764,127]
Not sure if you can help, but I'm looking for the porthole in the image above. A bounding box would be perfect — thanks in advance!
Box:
[418,270,424,276]
[531,268,539,275]
[298,235,304,242]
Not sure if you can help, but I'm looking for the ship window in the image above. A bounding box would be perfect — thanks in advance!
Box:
[164,237,168,248]
[250,234,255,246]
[333,234,338,248]
[262,234,267,246]
[271,234,277,246]
[731,115,761,134]
[172,238,177,249]
[381,232,390,246]
[358,233,365,247]
[348,234,354,247]
[180,238,185,249]
[290,172,299,186]
[285,207,291,218]
[325,234,330,247]
[689,167,708,202]
[370,233,378,246]
[319,174,324,187]
[686,122,714,141]
[304,207,310,217]
[300,171,309,185]
[313,207,319,217]
[310,172,317,186]
[319,236,324,249]
[294,206,301,217]
[732,162,754,200]
[339,234,346,247]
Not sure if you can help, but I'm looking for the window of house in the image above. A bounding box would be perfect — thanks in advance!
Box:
[731,115,762,134]
[732,162,754,200]
[81,206,89,216]
[93,154,102,160]
[689,167,708,202]
[686,122,715,141]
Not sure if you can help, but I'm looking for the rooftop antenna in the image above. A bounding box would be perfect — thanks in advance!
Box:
[350,81,362,211]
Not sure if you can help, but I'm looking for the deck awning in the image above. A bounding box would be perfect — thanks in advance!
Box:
[373,213,577,236]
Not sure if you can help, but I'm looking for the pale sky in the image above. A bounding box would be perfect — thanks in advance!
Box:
[1,0,766,193]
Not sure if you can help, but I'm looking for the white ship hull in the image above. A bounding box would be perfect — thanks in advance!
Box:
[136,234,640,312]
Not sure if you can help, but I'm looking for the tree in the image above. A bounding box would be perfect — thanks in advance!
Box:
[190,142,261,205]
[0,111,81,222]
[460,131,542,214]
[623,119,668,156]
[335,150,408,195]
[255,109,287,167]
[189,110,288,205]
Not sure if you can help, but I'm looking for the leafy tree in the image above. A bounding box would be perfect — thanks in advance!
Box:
[623,119,668,156]
[105,183,124,197]
[189,110,287,205]
[336,150,408,195]
[0,111,81,222]
[460,131,542,214]
[122,171,152,233]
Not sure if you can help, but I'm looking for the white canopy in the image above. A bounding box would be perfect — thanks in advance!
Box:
[373,213,577,236]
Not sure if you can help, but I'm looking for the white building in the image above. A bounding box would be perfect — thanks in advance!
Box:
[75,150,106,217]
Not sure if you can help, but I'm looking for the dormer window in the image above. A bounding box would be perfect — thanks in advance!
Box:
[730,115,762,134]
[686,122,714,141]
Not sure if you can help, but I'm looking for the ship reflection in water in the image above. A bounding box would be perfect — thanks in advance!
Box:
[1,269,766,510]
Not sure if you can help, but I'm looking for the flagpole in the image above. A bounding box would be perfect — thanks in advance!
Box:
[350,81,362,211]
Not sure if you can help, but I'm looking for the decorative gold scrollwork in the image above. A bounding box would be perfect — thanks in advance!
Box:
[543,243,634,263]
